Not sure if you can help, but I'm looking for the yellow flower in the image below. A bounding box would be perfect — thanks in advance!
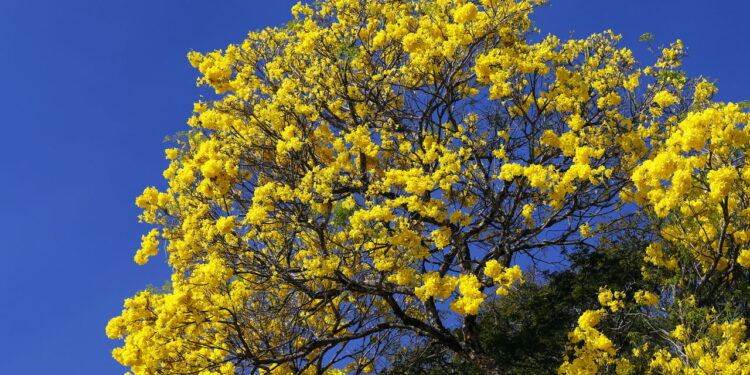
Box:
[578,310,602,329]
[738,250,750,268]
[579,223,591,238]
[567,114,585,131]
[671,324,688,341]
[653,90,679,107]
[134,229,160,265]
[453,2,478,23]
[216,216,237,234]
[414,272,458,302]
[597,287,625,312]
[634,290,659,306]
[706,166,737,201]
[450,274,486,315]
[165,148,179,160]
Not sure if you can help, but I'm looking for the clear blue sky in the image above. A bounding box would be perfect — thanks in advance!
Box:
[0,1,746,373]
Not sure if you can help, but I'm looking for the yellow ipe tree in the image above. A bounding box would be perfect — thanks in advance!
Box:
[107,0,750,374]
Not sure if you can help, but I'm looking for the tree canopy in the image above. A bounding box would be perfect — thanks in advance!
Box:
[107,0,750,374]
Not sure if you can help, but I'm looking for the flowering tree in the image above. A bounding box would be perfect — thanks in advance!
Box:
[107,0,750,374]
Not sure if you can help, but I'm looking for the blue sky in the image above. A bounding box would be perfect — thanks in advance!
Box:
[0,0,746,373]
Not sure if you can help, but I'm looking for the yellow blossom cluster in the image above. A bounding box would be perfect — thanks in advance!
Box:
[649,319,750,374]
[484,260,523,295]
[597,287,625,312]
[450,274,486,315]
[559,309,631,374]
[630,99,750,279]
[633,290,659,306]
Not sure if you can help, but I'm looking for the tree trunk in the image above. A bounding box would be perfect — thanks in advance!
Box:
[467,350,502,375]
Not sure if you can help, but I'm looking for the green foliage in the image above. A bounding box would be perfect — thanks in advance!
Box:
[337,39,360,61]
[332,202,358,227]
[638,33,655,42]
[284,19,303,30]
[164,129,204,145]
[144,280,173,295]
[656,69,687,83]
